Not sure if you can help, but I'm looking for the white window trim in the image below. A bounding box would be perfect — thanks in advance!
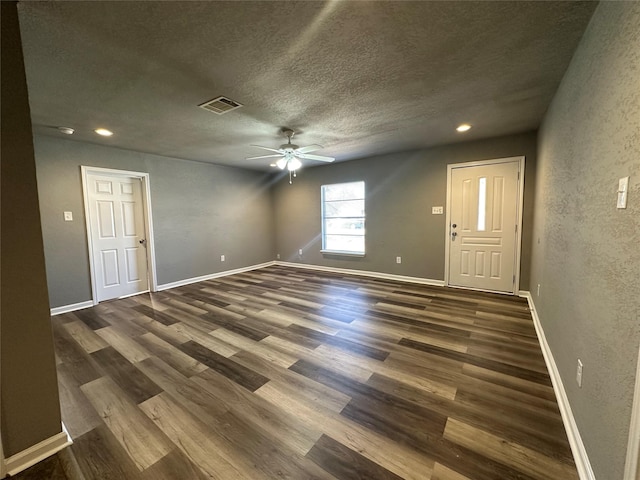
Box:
[321,181,366,255]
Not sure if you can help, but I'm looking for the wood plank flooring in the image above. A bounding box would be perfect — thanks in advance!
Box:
[14,266,578,480]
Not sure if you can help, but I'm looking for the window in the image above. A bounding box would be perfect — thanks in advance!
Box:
[477,176,487,231]
[321,181,365,255]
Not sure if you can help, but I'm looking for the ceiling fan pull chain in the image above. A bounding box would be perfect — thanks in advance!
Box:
[289,170,293,184]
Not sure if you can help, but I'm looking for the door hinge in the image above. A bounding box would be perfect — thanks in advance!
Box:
[515,224,518,233]
[513,275,516,284]
[517,171,520,180]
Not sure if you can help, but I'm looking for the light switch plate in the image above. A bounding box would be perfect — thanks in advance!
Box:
[432,206,444,214]
[576,359,583,388]
[63,211,73,221]
[617,177,630,209]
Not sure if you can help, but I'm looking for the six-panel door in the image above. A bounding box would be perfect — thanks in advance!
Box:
[87,174,149,302]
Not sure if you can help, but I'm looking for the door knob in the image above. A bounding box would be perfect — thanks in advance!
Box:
[452,224,457,228]
[451,232,457,238]
[139,239,146,245]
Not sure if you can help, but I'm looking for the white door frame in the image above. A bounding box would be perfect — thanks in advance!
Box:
[624,345,640,480]
[81,166,157,305]
[1,427,6,479]
[444,156,525,294]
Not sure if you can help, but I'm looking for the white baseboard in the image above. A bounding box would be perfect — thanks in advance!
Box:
[275,261,445,287]
[156,261,276,291]
[50,300,94,316]
[522,291,596,480]
[4,423,72,477]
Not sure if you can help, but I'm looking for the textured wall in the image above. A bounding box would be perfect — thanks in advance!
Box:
[1,1,63,455]
[530,2,640,479]
[273,132,537,289]
[34,136,275,308]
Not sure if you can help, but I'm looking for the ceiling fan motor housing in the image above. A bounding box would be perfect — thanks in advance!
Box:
[280,144,299,151]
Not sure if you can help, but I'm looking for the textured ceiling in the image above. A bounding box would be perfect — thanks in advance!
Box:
[17,1,597,171]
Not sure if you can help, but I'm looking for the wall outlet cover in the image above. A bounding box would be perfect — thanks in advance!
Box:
[432,206,444,215]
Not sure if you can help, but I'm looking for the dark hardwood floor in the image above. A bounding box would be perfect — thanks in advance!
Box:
[14,266,578,479]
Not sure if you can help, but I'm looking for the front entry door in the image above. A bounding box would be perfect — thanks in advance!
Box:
[447,158,523,293]
[86,173,149,302]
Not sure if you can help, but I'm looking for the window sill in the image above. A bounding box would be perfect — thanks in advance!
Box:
[320,250,365,257]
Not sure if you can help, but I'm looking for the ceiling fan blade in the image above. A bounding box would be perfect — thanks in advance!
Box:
[250,145,283,154]
[295,144,323,154]
[296,152,335,162]
[246,154,284,160]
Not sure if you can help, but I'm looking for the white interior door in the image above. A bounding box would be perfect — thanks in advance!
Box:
[447,158,522,293]
[87,173,149,302]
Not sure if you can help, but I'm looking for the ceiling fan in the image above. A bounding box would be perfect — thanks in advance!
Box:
[247,129,335,183]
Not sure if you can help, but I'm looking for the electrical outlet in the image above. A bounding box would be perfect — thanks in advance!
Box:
[432,206,444,215]
[298,249,303,255]
[396,256,402,264]
[220,254,225,262]
[276,253,280,260]
[537,284,541,297]
[63,211,73,222]
[576,359,583,388]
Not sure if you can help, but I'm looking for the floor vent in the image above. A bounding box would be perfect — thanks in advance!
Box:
[198,96,243,115]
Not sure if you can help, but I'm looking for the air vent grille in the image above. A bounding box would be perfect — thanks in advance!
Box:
[198,96,243,115]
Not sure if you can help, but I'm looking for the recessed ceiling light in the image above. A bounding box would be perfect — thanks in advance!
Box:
[57,126,74,135]
[94,128,113,137]
[456,124,472,132]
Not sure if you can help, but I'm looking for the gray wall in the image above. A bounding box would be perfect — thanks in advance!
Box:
[530,2,640,479]
[34,136,275,308]
[273,132,537,290]
[1,1,63,456]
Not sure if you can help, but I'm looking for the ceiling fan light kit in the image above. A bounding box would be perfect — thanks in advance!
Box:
[247,128,335,184]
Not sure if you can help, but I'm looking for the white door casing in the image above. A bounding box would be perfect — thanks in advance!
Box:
[623,343,640,480]
[1,427,5,479]
[82,167,157,303]
[445,157,524,294]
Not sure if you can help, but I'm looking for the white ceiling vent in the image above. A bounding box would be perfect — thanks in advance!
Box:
[198,96,243,115]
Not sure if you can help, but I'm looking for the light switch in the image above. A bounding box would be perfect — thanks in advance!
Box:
[617,176,630,209]
[432,206,444,214]
[63,211,73,221]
